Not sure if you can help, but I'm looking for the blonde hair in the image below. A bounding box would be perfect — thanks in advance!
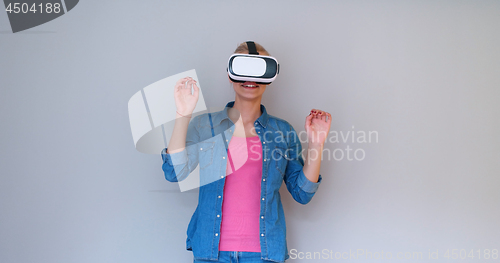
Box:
[234,41,270,56]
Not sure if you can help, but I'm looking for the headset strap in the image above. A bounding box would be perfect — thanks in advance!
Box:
[246,41,259,55]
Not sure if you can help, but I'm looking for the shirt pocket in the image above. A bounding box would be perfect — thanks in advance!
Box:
[273,146,290,177]
[198,141,215,169]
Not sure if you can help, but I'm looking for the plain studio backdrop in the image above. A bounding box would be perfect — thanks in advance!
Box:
[1,1,499,262]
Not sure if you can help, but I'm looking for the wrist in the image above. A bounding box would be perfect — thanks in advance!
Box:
[176,111,192,118]
[308,142,324,150]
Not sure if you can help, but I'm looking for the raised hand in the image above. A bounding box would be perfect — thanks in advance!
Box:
[305,109,332,146]
[174,77,199,117]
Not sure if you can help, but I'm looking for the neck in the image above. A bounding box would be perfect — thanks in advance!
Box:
[230,96,262,124]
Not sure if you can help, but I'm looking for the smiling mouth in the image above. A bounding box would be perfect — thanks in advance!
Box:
[241,82,259,88]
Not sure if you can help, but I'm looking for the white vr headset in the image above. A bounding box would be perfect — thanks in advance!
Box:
[227,41,280,85]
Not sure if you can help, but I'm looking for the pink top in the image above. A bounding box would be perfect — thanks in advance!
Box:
[219,136,262,252]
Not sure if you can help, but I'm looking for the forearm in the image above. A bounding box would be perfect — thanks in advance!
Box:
[303,143,323,183]
[166,113,191,154]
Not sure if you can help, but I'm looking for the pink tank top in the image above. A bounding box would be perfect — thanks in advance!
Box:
[219,135,262,252]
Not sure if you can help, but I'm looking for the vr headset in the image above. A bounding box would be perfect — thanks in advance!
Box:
[227,41,280,85]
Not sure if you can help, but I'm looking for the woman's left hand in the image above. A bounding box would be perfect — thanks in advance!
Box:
[305,109,332,146]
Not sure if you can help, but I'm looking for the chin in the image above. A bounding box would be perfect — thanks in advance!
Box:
[235,91,263,100]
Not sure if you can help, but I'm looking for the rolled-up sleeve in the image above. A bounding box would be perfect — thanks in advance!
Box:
[161,116,200,182]
[283,125,322,204]
[161,147,188,165]
[297,169,322,193]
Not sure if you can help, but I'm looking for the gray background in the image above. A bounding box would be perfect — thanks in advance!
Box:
[1,0,499,262]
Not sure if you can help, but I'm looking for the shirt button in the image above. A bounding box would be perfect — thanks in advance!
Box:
[218,195,221,198]
[263,142,266,144]
[263,178,266,181]
[200,148,203,150]
[261,233,264,236]
[229,130,232,132]
[223,156,225,159]
[262,198,265,201]
[261,216,264,219]
[226,139,228,142]
[217,215,220,217]
[264,159,266,162]
[215,233,219,236]
[221,176,224,178]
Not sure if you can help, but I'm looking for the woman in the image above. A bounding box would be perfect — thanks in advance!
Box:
[161,42,331,263]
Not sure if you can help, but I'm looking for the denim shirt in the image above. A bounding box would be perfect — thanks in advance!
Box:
[161,101,322,263]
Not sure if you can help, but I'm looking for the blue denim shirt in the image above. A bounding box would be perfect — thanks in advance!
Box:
[161,101,322,262]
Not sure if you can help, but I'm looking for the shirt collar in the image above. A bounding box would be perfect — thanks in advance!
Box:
[212,101,269,128]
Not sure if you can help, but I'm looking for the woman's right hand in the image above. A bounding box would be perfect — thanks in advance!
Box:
[174,77,199,116]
